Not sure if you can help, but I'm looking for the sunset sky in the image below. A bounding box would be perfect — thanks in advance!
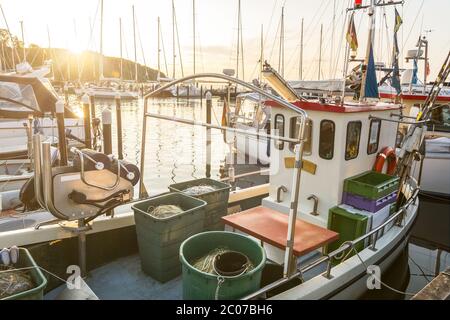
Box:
[1,0,449,81]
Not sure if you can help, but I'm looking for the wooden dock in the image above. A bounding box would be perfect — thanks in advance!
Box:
[412,267,450,300]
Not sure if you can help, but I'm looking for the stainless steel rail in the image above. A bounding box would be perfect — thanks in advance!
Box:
[140,73,309,279]
[242,181,420,300]
[144,113,301,144]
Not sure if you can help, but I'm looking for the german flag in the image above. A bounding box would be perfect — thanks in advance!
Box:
[346,13,358,52]
[394,8,403,33]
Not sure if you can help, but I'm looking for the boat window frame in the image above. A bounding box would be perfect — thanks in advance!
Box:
[318,119,335,160]
[367,119,382,155]
[345,120,362,161]
[274,114,285,150]
[289,116,313,155]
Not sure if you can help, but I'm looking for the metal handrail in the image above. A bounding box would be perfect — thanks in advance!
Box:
[242,180,420,300]
[220,169,271,182]
[144,113,300,144]
[140,73,309,279]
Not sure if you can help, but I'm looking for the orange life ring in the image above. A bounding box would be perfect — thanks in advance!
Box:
[373,147,397,175]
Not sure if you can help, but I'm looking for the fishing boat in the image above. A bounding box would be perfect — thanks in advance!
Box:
[0,0,445,302]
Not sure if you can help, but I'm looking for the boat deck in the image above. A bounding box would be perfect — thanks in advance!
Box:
[44,251,326,300]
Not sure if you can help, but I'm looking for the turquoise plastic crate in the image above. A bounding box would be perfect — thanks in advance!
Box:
[343,171,399,200]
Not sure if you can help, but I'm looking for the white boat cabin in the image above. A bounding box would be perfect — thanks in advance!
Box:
[261,100,401,227]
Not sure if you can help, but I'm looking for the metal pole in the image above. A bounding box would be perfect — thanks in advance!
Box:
[99,0,104,80]
[82,94,92,149]
[283,119,306,277]
[157,17,161,80]
[102,108,112,155]
[64,83,69,105]
[172,0,176,79]
[78,219,87,278]
[139,99,149,198]
[56,100,68,166]
[115,95,124,159]
[423,38,428,95]
[236,0,241,79]
[206,91,212,178]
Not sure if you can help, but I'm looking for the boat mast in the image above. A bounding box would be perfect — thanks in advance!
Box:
[318,23,323,80]
[172,0,176,79]
[260,24,264,82]
[20,20,26,63]
[157,17,161,80]
[193,0,196,75]
[359,0,376,101]
[119,18,123,82]
[99,0,104,81]
[47,25,54,80]
[133,5,138,84]
[278,6,285,77]
[236,0,241,79]
[330,0,336,78]
[299,18,303,80]
[0,4,16,71]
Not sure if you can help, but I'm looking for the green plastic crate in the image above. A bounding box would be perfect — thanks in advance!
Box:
[169,178,231,231]
[325,206,369,265]
[343,171,399,200]
[2,248,47,300]
[132,193,206,282]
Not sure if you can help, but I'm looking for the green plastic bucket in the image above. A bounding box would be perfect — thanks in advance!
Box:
[132,192,207,282]
[2,248,47,300]
[180,231,266,300]
[169,178,231,231]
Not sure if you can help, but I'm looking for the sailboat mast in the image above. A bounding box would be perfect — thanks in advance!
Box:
[157,17,161,80]
[278,7,285,77]
[260,24,264,82]
[236,0,241,79]
[330,0,336,78]
[172,0,176,79]
[99,0,104,80]
[193,0,196,75]
[299,18,303,80]
[318,23,323,80]
[20,20,26,63]
[119,18,123,82]
[133,5,138,84]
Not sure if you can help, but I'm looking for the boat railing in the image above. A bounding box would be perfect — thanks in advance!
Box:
[140,73,309,279]
[242,177,420,300]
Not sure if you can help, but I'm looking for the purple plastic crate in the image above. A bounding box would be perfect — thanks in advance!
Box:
[342,191,397,213]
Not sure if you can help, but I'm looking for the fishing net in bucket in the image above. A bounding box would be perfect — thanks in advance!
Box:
[147,205,184,218]
[0,266,35,299]
[182,185,218,196]
[191,247,254,276]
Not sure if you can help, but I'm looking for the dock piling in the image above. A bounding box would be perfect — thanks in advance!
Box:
[102,108,113,155]
[56,100,68,166]
[81,94,92,149]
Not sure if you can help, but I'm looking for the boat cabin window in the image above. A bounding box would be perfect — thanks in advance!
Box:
[319,120,335,160]
[345,121,362,160]
[274,114,285,150]
[429,105,450,133]
[289,117,312,155]
[367,119,381,154]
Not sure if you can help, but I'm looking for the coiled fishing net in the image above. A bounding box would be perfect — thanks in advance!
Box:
[0,266,35,299]
[191,247,254,275]
[182,185,218,196]
[147,205,184,218]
